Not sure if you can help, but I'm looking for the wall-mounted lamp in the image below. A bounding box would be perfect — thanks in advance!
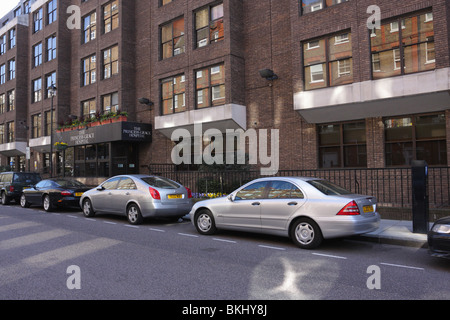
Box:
[259,69,279,81]
[138,98,154,107]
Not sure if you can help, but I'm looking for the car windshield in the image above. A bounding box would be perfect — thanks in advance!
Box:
[54,179,85,188]
[307,179,352,195]
[141,176,180,189]
[13,173,41,184]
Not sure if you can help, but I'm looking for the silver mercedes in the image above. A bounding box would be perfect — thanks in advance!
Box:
[190,177,380,249]
[80,174,193,224]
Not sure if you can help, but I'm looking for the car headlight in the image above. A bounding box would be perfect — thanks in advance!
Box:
[432,224,450,234]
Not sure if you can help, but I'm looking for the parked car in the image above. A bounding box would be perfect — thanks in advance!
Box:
[80,174,193,225]
[427,216,450,259]
[190,177,380,249]
[20,178,90,212]
[0,172,42,205]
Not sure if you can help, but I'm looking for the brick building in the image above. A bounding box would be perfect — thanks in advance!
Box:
[0,0,449,186]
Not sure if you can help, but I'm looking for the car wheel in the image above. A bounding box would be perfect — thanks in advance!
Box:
[82,199,95,217]
[43,195,54,212]
[127,203,143,225]
[290,218,323,249]
[20,194,31,208]
[195,209,217,235]
[1,192,10,205]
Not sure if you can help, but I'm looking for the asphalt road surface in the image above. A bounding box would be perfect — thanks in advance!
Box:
[0,204,449,302]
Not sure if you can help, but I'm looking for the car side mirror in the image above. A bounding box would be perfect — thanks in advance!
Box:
[227,194,235,202]
[97,186,105,191]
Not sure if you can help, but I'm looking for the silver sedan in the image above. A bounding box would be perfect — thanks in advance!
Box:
[80,174,193,224]
[190,177,380,249]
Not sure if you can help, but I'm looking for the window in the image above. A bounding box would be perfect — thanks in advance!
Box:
[195,3,224,48]
[318,121,367,168]
[0,34,6,55]
[44,110,55,136]
[82,99,96,119]
[47,0,57,24]
[83,12,96,43]
[300,0,348,15]
[160,0,173,5]
[0,124,4,144]
[303,31,353,90]
[33,8,43,33]
[384,114,446,166]
[161,75,186,115]
[102,92,119,113]
[31,114,42,138]
[9,29,15,49]
[45,72,56,99]
[370,12,434,79]
[6,122,14,143]
[103,46,118,79]
[267,181,304,199]
[235,181,269,200]
[46,35,56,61]
[117,178,137,190]
[161,17,185,59]
[32,78,42,103]
[8,59,15,80]
[103,0,119,34]
[7,89,14,111]
[0,64,5,84]
[14,7,22,17]
[82,55,96,86]
[33,42,43,67]
[196,64,225,109]
[0,94,5,114]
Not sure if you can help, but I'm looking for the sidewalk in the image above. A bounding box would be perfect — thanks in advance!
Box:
[355,219,432,248]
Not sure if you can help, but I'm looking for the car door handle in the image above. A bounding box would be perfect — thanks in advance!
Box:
[252,202,260,206]
[288,202,298,206]
[125,192,130,195]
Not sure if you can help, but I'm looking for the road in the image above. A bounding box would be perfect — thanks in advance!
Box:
[0,203,449,303]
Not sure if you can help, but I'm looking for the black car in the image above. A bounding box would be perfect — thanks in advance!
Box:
[428,216,450,259]
[20,178,91,212]
[0,172,42,205]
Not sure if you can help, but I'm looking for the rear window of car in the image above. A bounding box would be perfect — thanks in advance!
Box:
[54,179,85,188]
[307,179,352,196]
[141,177,180,189]
[13,173,41,184]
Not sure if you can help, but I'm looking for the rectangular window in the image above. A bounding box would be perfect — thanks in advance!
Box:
[7,89,15,111]
[318,121,367,168]
[82,99,96,119]
[161,75,186,115]
[44,111,55,136]
[46,35,56,61]
[47,0,57,25]
[33,42,43,67]
[0,34,6,55]
[300,0,348,15]
[103,0,119,34]
[8,59,15,80]
[161,0,172,5]
[0,64,5,84]
[9,29,15,49]
[7,122,14,143]
[32,78,42,103]
[103,46,118,79]
[195,3,224,48]
[33,8,43,33]
[303,31,352,90]
[370,12,434,80]
[384,113,446,166]
[196,64,225,109]
[102,92,119,113]
[45,72,56,99]
[83,12,96,44]
[82,55,96,86]
[31,113,42,139]
[0,124,4,144]
[161,17,185,59]
[0,94,5,114]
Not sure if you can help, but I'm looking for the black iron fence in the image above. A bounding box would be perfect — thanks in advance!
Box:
[148,164,450,209]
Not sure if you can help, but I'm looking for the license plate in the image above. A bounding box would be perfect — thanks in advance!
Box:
[363,205,374,213]
[23,187,30,190]
[168,194,183,199]
[75,192,84,197]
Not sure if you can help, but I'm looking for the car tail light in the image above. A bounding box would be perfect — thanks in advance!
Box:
[185,187,192,198]
[61,190,72,196]
[9,186,14,192]
[337,201,360,215]
[149,187,161,200]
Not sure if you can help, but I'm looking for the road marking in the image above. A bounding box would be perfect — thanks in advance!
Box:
[84,218,96,222]
[380,262,424,271]
[312,253,347,260]
[103,221,117,225]
[124,225,139,229]
[258,245,286,251]
[178,233,198,238]
[67,215,78,219]
[213,238,237,244]
[149,228,165,232]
